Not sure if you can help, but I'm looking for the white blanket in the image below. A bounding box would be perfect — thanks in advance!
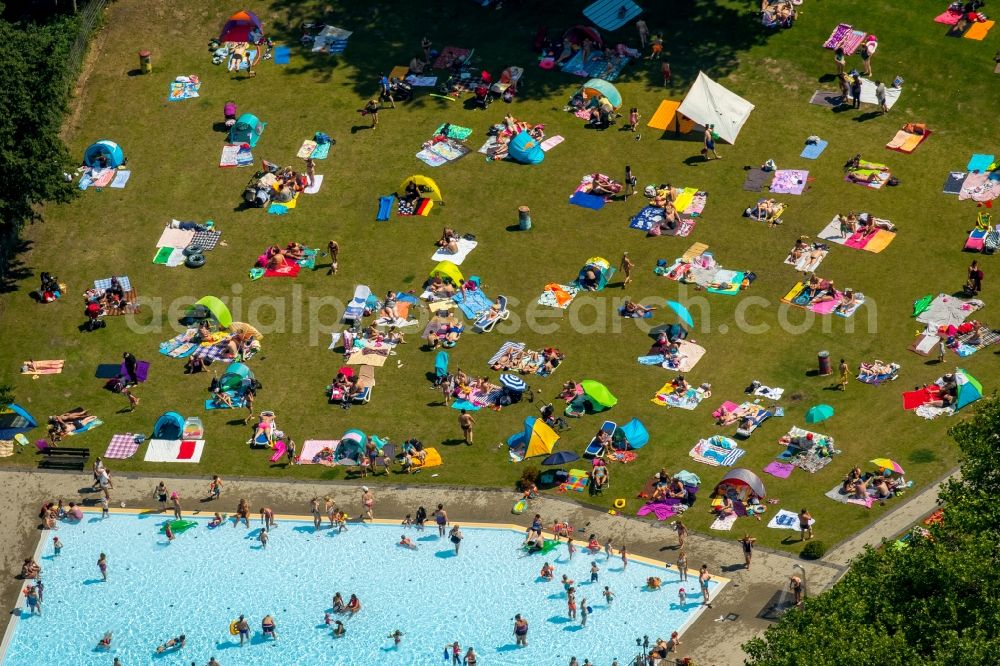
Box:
[850,78,901,110]
[431,238,478,266]
[767,509,815,530]
[144,439,205,463]
[304,174,324,194]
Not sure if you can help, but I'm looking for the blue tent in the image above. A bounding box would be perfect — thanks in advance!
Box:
[335,429,367,465]
[578,78,622,110]
[220,363,253,393]
[508,131,545,165]
[615,418,649,449]
[84,140,125,168]
[0,404,36,439]
[229,113,266,147]
[153,411,185,439]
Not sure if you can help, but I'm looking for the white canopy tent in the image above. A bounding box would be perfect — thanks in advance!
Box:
[677,71,756,145]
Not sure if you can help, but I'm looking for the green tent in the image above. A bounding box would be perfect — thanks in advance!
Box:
[186,296,232,328]
[567,379,618,415]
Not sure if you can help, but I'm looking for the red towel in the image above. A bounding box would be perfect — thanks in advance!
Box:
[264,263,301,278]
[902,386,938,410]
[177,440,197,460]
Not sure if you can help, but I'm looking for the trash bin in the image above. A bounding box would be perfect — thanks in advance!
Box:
[138,50,152,74]
[518,205,531,231]
[817,350,832,376]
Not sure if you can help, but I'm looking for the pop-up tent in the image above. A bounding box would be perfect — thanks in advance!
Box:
[220,9,263,43]
[334,429,367,465]
[84,140,125,168]
[575,78,622,110]
[507,417,560,461]
[185,296,232,328]
[0,404,36,439]
[220,363,254,392]
[229,113,266,148]
[715,468,766,499]
[397,175,443,202]
[563,25,603,49]
[429,260,463,285]
[508,131,545,165]
[677,71,755,145]
[615,418,649,449]
[575,256,616,291]
[568,380,618,415]
[153,411,185,439]
[955,368,983,410]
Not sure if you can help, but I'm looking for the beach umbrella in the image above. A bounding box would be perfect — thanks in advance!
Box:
[499,373,528,392]
[870,458,904,474]
[805,404,834,423]
[665,300,694,328]
[542,450,580,466]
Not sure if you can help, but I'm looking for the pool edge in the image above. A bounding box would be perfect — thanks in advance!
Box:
[0,525,45,664]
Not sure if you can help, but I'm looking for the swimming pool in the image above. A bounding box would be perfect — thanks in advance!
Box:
[1,513,722,665]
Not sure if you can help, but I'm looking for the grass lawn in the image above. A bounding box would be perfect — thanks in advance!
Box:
[1,0,997,554]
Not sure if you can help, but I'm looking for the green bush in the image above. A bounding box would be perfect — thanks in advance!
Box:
[800,540,827,560]
[517,465,539,491]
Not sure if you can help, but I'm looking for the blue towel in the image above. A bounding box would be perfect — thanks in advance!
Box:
[800,139,828,160]
[968,154,995,172]
[396,292,419,304]
[376,195,395,221]
[274,46,290,64]
[311,142,331,160]
[267,203,289,215]
[569,191,606,210]
[583,0,643,31]
[451,400,481,411]
[453,289,492,319]
[629,205,665,231]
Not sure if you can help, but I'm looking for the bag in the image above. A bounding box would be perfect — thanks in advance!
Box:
[887,176,900,186]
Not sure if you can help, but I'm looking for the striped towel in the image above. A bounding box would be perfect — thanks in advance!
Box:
[487,342,526,367]
[94,276,132,292]
[104,433,139,459]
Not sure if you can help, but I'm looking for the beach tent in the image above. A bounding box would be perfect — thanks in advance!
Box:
[508,131,545,164]
[576,78,622,110]
[397,175,443,202]
[507,417,560,459]
[571,379,618,413]
[955,368,983,410]
[715,468,766,499]
[185,296,232,328]
[563,25,603,49]
[334,429,367,465]
[0,404,36,439]
[229,113,266,148]
[219,363,253,392]
[575,256,615,291]
[677,71,755,145]
[615,417,649,449]
[153,411,185,439]
[83,140,125,168]
[429,260,463,285]
[219,9,263,43]
[583,0,642,31]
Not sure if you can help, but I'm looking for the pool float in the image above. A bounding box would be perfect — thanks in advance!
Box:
[752,505,767,514]
[522,539,560,554]
[512,498,527,515]
[613,498,626,509]
[161,520,197,535]
[207,514,229,529]
[539,58,555,70]
[229,621,239,636]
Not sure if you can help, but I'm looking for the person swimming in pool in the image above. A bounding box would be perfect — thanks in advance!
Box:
[333,620,346,637]
[96,632,113,650]
[155,635,185,653]
[332,592,346,612]
[399,534,417,550]
[346,594,362,614]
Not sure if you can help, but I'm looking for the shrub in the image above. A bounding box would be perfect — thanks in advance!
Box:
[800,540,827,560]
[517,465,540,491]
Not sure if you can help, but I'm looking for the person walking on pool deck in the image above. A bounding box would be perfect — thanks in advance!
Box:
[459,409,476,445]
[513,614,529,646]
[208,475,223,500]
[702,125,720,160]
[170,491,182,520]
[739,534,756,570]
[362,486,376,521]
[675,520,687,549]
[433,504,449,537]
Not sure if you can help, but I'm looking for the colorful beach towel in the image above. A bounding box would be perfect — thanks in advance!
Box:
[104,433,139,460]
[770,170,809,195]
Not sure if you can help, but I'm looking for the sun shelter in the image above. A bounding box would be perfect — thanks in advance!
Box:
[646,100,695,134]
[429,260,464,285]
[334,429,367,465]
[185,296,232,328]
[563,25,603,49]
[507,417,560,461]
[955,368,983,410]
[397,175,443,202]
[219,363,253,392]
[508,131,545,164]
[615,417,649,449]
[83,140,125,168]
[229,113,266,148]
[219,9,263,43]
[715,467,766,500]
[152,411,185,440]
[570,380,618,414]
[576,78,621,110]
[677,72,755,144]
[575,256,615,290]
[0,404,36,439]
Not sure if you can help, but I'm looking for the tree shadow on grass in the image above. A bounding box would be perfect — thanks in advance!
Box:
[0,239,34,294]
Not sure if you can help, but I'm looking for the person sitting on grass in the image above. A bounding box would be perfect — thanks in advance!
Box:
[835,289,858,314]
[436,227,460,254]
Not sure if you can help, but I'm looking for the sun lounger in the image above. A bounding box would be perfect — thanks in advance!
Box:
[353,365,376,404]
[343,284,371,322]
[584,420,616,458]
[474,295,509,333]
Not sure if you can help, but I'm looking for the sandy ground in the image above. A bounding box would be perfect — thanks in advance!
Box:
[0,468,949,665]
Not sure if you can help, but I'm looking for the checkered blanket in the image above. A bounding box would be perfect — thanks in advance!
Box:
[191,230,222,251]
[94,276,132,292]
[191,340,235,363]
[104,433,139,459]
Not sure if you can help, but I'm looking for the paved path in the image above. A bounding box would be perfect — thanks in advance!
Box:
[0,468,948,665]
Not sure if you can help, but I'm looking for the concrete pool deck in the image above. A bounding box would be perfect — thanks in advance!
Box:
[0,468,950,665]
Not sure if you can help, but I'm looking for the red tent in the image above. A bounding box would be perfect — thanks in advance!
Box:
[220,10,263,43]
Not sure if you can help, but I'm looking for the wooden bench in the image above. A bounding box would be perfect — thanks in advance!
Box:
[38,446,90,470]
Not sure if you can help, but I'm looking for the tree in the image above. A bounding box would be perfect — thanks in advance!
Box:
[744,396,1000,665]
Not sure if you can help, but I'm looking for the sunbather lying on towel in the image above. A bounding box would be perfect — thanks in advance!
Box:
[47,409,97,441]
[622,299,655,318]
[584,174,623,196]
[803,275,837,303]
[856,214,896,233]
[560,380,584,402]
[749,198,781,222]
[426,276,456,300]
[761,0,795,26]
[427,316,463,350]
[436,227,460,254]
[715,404,748,426]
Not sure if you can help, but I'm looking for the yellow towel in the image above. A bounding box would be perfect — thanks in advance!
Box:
[673,187,698,213]
[781,281,805,304]
[863,230,896,254]
[965,20,994,40]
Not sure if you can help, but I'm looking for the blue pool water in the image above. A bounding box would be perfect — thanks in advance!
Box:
[2,513,721,665]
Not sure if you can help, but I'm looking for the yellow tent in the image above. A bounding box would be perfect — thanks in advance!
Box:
[429,260,463,285]
[397,175,443,202]
[507,417,560,459]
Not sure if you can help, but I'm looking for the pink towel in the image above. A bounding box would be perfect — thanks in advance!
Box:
[763,461,794,479]
[809,293,844,315]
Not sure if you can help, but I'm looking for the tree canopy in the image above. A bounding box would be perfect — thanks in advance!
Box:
[744,396,1000,665]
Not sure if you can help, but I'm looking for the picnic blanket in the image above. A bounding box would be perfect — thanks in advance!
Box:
[652,383,709,410]
[689,436,745,467]
[742,168,771,192]
[310,26,352,54]
[781,282,866,317]
[770,170,809,195]
[710,514,738,531]
[537,283,580,309]
[763,461,794,479]
[104,433,139,460]
[958,171,1000,202]
[220,144,253,168]
[416,149,448,168]
[845,160,892,189]
[638,339,706,372]
[915,294,984,328]
[298,439,337,465]
[296,140,318,159]
[405,75,437,86]
[559,49,631,81]
[143,439,205,463]
[943,171,968,194]
[800,139,828,160]
[886,128,930,153]
[817,215,896,253]
[155,227,195,249]
[850,79,902,110]
[823,23,868,55]
[168,79,201,101]
[109,171,131,189]
[433,47,470,70]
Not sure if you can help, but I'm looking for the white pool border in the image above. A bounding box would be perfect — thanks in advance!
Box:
[0,509,728,663]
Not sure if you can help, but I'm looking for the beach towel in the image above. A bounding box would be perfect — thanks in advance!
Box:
[104,433,139,460]
[768,509,812,530]
[968,154,995,172]
[845,160,891,189]
[416,148,448,167]
[763,461,794,479]
[710,514,738,531]
[273,45,290,64]
[264,262,300,278]
[817,215,896,252]
[220,144,253,168]
[965,20,995,40]
[296,140,318,159]
[770,170,809,195]
[558,469,589,493]
[432,124,473,141]
[304,175,324,194]
[808,90,845,109]
[311,142,331,160]
[569,191,606,210]
[432,238,478,265]
[849,79,902,110]
[540,135,564,151]
[935,9,963,25]
[800,139,828,159]
[886,129,930,153]
[706,271,745,296]
[537,283,579,309]
[958,172,1000,202]
[168,80,201,101]
[143,439,204,463]
[152,248,187,270]
[65,419,103,437]
[453,288,493,319]
[311,26,352,54]
[428,139,470,162]
[823,23,868,55]
[268,193,298,215]
[636,500,677,521]
[785,245,828,272]
[109,171,131,189]
[629,206,665,231]
[297,439,337,465]
[21,360,65,375]
[584,0,642,31]
[742,168,771,192]
[405,75,438,87]
[915,294,983,327]
[653,384,708,410]
[204,393,246,410]
[156,227,195,250]
[943,171,968,194]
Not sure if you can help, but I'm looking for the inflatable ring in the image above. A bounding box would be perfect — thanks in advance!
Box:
[753,505,767,514]
[229,621,239,636]
[183,244,205,257]
[613,498,626,509]
[539,58,555,70]
[185,253,206,269]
